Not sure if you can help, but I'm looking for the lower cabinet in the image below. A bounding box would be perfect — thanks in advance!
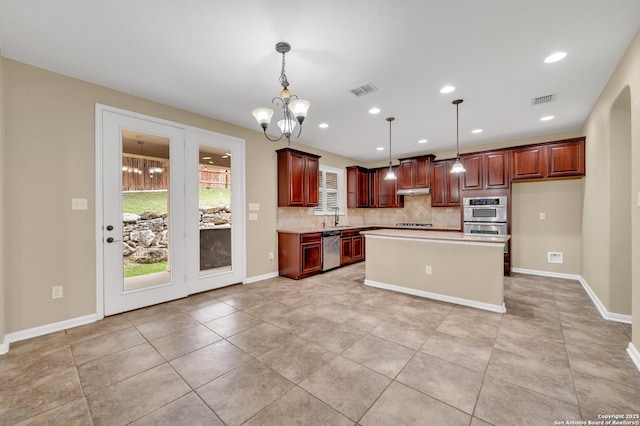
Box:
[340,230,365,265]
[278,232,322,280]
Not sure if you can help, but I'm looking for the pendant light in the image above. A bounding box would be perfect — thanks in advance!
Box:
[384,117,397,180]
[450,99,466,174]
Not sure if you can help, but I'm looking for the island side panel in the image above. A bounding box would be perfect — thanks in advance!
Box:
[364,235,504,310]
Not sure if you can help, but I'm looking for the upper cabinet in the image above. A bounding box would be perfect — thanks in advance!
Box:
[276,148,321,207]
[511,137,585,181]
[461,151,510,190]
[430,160,460,207]
[398,155,434,189]
[346,165,403,208]
[346,166,372,208]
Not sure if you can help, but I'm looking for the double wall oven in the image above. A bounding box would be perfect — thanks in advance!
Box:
[463,196,508,256]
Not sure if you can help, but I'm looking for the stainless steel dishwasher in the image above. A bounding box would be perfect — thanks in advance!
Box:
[322,230,341,271]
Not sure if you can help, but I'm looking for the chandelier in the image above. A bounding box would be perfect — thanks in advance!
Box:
[252,42,311,143]
[383,117,397,180]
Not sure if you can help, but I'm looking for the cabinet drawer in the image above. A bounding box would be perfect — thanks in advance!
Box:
[300,233,322,243]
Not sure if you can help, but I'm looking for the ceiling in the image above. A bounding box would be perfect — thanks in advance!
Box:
[1,1,639,163]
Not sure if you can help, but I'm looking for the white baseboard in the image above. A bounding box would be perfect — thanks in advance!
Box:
[1,313,98,354]
[244,271,279,284]
[364,279,506,314]
[512,268,632,324]
[627,343,640,373]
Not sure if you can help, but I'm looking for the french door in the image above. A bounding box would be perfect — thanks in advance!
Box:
[97,106,244,316]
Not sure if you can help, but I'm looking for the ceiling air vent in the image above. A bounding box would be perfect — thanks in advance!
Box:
[350,82,378,97]
[531,93,557,106]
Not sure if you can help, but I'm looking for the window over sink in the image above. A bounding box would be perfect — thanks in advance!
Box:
[314,165,345,215]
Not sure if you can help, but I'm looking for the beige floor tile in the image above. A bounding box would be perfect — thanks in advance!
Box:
[448,305,503,327]
[203,311,264,337]
[360,381,470,426]
[470,417,494,426]
[227,322,294,357]
[150,324,222,361]
[371,317,434,350]
[1,345,76,390]
[70,327,145,365]
[421,331,493,372]
[197,359,294,426]
[185,301,237,323]
[396,352,483,414]
[573,370,640,414]
[299,356,390,422]
[244,386,354,426]
[494,324,568,366]
[130,392,223,426]
[15,398,91,426]
[258,336,336,383]
[486,348,577,405]
[218,291,265,309]
[242,301,298,321]
[170,340,252,388]
[435,316,499,345]
[134,313,200,341]
[65,316,132,344]
[125,303,182,326]
[86,364,190,425]
[168,292,219,312]
[77,343,164,394]
[0,367,84,425]
[342,334,415,378]
[475,376,581,426]
[296,319,366,354]
[263,308,328,334]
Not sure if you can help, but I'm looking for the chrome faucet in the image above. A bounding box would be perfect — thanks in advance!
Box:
[334,207,339,227]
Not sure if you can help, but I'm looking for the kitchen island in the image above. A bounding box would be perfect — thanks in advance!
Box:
[361,229,509,313]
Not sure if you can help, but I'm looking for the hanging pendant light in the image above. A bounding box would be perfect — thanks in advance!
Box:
[450,99,466,174]
[384,117,397,180]
[251,42,310,145]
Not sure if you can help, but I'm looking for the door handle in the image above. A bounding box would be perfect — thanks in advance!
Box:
[106,237,121,243]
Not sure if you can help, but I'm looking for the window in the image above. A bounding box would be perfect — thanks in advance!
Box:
[315,165,345,215]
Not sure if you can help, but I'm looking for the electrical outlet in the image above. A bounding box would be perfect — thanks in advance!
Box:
[548,252,563,264]
[425,265,432,275]
[249,213,258,221]
[71,198,88,210]
[52,286,63,299]
[539,212,546,220]
[268,252,274,260]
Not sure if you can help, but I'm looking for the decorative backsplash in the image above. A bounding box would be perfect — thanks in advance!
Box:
[276,194,461,229]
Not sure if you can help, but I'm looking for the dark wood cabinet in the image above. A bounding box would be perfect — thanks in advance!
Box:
[547,139,585,177]
[375,167,403,208]
[278,232,322,279]
[346,166,372,208]
[511,137,585,181]
[277,148,320,207]
[340,230,364,265]
[461,151,510,191]
[511,145,546,180]
[398,155,433,189]
[431,160,460,207]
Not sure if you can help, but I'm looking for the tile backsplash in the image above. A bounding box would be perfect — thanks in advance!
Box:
[276,194,461,229]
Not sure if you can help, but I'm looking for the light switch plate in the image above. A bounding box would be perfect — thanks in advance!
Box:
[249,213,258,221]
[248,203,260,211]
[539,212,546,220]
[72,198,88,210]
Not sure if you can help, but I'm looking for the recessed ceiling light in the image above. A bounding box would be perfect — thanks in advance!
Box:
[202,156,212,160]
[544,52,567,64]
[471,129,483,134]
[208,161,214,164]
[221,155,229,158]
[418,139,428,144]
[369,107,381,114]
[540,115,555,121]
[225,152,231,156]
[376,147,384,151]
[440,85,455,94]
[318,123,329,128]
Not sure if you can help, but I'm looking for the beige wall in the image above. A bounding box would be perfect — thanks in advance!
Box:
[511,179,583,274]
[0,53,6,346]
[581,29,640,341]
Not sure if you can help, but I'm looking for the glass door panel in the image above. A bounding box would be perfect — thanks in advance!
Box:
[198,146,232,276]
[121,131,171,291]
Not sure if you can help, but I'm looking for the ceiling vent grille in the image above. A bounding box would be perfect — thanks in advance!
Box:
[350,82,378,97]
[531,93,557,106]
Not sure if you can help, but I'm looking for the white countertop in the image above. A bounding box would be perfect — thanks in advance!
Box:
[361,228,510,245]
[277,224,461,234]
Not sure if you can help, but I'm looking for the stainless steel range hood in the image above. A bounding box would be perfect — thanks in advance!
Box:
[396,187,431,196]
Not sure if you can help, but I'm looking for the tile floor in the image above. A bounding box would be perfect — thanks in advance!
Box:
[1,263,639,425]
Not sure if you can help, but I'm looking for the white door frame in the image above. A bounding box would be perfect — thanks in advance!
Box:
[95,104,246,319]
